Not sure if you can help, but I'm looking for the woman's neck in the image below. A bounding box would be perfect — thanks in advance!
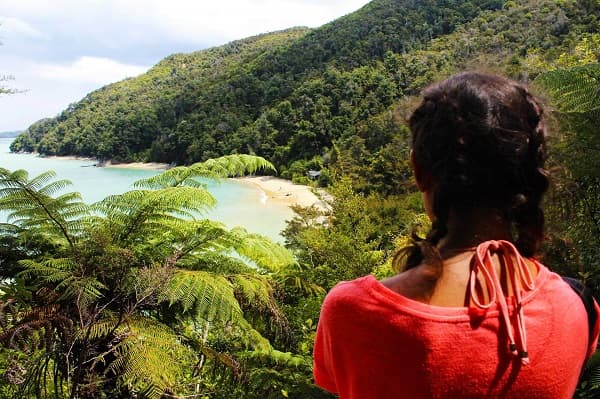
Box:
[437,207,512,253]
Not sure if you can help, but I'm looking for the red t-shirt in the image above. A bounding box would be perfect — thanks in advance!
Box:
[314,263,599,398]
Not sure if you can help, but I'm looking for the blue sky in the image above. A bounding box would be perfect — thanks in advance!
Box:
[0,0,371,132]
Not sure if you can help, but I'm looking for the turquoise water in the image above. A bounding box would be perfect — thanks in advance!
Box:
[0,138,294,241]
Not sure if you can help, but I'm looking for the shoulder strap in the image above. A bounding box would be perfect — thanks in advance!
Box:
[562,276,598,350]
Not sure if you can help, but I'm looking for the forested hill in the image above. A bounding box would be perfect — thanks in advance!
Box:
[11,0,599,186]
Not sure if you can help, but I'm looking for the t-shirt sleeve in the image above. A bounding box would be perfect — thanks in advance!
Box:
[588,299,600,359]
[313,290,339,394]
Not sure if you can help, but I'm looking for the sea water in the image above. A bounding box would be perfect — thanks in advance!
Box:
[0,138,294,241]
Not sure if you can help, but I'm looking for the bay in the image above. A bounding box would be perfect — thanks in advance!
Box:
[0,138,294,241]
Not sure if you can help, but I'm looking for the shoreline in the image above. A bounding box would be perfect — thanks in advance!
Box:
[42,155,170,170]
[232,176,330,211]
[103,160,170,170]
[31,154,328,210]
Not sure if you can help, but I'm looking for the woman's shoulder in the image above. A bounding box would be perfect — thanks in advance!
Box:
[321,275,378,311]
[324,275,374,299]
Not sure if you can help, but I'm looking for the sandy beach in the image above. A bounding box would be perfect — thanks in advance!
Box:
[103,161,170,170]
[232,176,330,211]
[103,165,328,211]
[42,155,170,170]
[44,154,97,162]
[41,154,328,210]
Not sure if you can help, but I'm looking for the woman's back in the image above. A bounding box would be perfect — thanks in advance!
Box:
[314,253,594,398]
[313,72,599,398]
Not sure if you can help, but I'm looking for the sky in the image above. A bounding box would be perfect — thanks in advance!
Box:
[0,0,371,132]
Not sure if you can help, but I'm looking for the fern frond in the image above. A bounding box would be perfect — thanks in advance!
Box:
[110,316,187,398]
[76,315,121,341]
[192,154,276,178]
[93,187,217,242]
[133,166,207,189]
[0,304,73,354]
[37,179,74,197]
[0,168,89,247]
[0,222,19,235]
[160,270,243,324]
[196,343,243,377]
[275,263,326,297]
[18,258,105,306]
[133,154,275,189]
[230,227,295,272]
[230,274,289,335]
[235,319,273,352]
[241,349,311,370]
[176,251,255,275]
[535,63,600,115]
[230,274,279,315]
[160,219,242,264]
[17,258,76,282]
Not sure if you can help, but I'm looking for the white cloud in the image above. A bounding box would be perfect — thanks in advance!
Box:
[0,0,372,131]
[134,0,370,43]
[0,55,149,130]
[36,57,149,85]
[0,16,46,39]
[1,0,370,47]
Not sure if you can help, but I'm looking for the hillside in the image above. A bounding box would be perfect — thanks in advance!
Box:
[11,0,600,187]
[0,130,20,138]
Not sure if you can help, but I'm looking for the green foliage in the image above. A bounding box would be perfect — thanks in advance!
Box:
[535,64,600,281]
[577,350,600,398]
[0,168,89,248]
[11,0,509,175]
[282,179,421,290]
[12,0,599,203]
[535,63,600,399]
[0,155,309,398]
[536,63,600,115]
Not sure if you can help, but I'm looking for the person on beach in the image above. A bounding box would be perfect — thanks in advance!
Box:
[313,72,599,398]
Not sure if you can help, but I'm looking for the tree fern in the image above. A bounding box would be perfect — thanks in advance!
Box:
[155,219,239,263]
[109,317,189,398]
[0,301,74,392]
[231,273,291,342]
[535,63,600,115]
[275,263,326,297]
[160,270,243,323]
[0,222,19,236]
[133,154,275,190]
[537,64,600,399]
[230,227,296,272]
[231,274,277,313]
[0,155,299,397]
[0,168,89,247]
[18,258,105,308]
[93,187,217,243]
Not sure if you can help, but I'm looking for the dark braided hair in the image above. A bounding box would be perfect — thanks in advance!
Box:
[398,72,549,270]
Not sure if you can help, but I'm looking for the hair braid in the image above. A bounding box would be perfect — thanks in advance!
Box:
[397,72,550,271]
[512,90,549,256]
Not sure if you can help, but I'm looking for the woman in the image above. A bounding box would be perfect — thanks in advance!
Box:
[313,72,599,398]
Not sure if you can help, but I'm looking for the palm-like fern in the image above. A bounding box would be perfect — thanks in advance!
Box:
[0,154,298,398]
[109,317,189,398]
[93,187,218,243]
[0,168,89,248]
[535,63,600,115]
[160,270,243,322]
[133,154,275,189]
[230,227,296,272]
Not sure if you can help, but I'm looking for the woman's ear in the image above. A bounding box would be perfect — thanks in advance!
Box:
[411,149,434,192]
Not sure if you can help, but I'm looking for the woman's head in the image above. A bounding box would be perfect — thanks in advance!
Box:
[404,72,549,267]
